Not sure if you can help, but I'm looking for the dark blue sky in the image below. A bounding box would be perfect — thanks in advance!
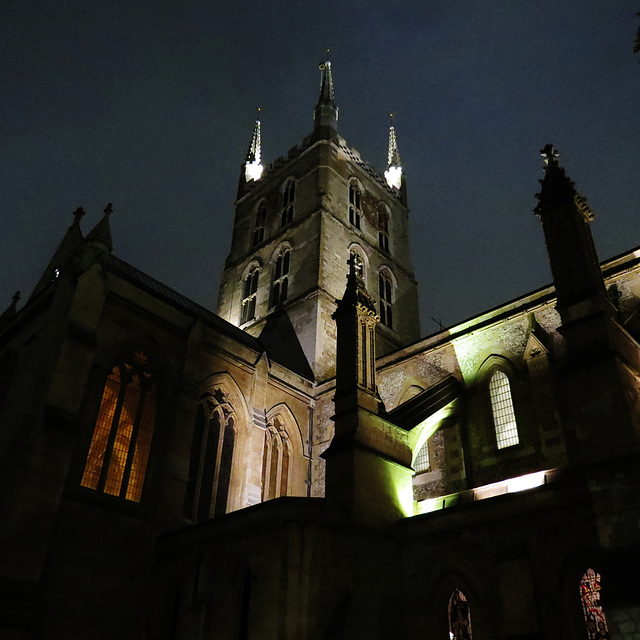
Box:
[2,1,639,335]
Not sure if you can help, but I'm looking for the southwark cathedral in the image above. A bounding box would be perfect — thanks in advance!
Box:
[1,60,640,639]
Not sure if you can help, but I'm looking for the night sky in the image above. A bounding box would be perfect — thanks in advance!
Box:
[2,1,639,335]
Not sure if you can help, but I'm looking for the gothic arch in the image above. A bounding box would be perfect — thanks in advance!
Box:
[196,372,251,513]
[79,341,170,503]
[269,240,293,262]
[241,258,262,280]
[264,403,306,498]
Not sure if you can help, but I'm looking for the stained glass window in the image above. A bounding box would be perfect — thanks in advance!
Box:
[489,370,519,449]
[448,589,472,640]
[183,390,236,522]
[81,350,157,502]
[581,568,610,640]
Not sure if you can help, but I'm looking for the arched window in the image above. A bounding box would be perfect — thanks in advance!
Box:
[272,248,290,306]
[348,182,362,229]
[183,389,236,521]
[414,438,430,473]
[281,180,295,227]
[580,568,609,640]
[81,350,158,502]
[253,201,267,245]
[378,207,389,252]
[261,416,290,501]
[488,370,519,449]
[349,248,364,279]
[378,270,393,329]
[241,266,259,324]
[448,589,472,640]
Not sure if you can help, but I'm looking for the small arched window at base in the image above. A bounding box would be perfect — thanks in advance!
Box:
[448,589,472,640]
[488,370,519,449]
[580,568,610,640]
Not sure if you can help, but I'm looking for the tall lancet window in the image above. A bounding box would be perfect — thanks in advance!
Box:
[272,248,290,306]
[241,266,259,324]
[348,182,362,229]
[349,249,364,279]
[81,350,158,502]
[448,589,472,640]
[281,180,295,227]
[378,207,389,252]
[253,202,266,245]
[183,389,236,522]
[378,270,393,329]
[488,370,519,449]
[261,416,290,501]
[580,569,609,640]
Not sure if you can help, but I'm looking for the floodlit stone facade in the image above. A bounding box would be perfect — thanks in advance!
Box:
[1,63,640,640]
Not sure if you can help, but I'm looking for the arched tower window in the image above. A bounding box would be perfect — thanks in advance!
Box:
[488,370,519,449]
[580,568,609,640]
[272,248,291,306]
[348,182,362,229]
[281,180,295,227]
[448,589,472,640]
[261,416,291,501]
[349,248,364,279]
[378,269,393,329]
[183,389,236,521]
[241,266,259,324]
[414,438,430,473]
[378,207,389,252]
[81,349,158,502]
[253,201,267,245]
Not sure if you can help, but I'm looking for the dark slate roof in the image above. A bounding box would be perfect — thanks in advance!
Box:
[106,255,262,353]
[386,375,462,431]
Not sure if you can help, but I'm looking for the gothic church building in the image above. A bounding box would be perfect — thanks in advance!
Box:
[1,61,640,640]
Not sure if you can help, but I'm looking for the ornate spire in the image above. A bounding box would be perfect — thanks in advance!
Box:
[313,52,338,141]
[385,114,403,190]
[244,110,263,182]
[86,203,114,251]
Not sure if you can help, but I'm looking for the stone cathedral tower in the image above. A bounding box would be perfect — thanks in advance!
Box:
[217,60,420,382]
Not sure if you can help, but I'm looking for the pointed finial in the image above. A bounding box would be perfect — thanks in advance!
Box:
[385,119,403,189]
[244,115,263,182]
[540,144,559,169]
[11,291,20,305]
[72,207,86,223]
[104,203,113,216]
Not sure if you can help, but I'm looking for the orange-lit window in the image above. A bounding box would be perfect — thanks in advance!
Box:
[183,389,236,522]
[81,351,157,502]
[261,417,290,501]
